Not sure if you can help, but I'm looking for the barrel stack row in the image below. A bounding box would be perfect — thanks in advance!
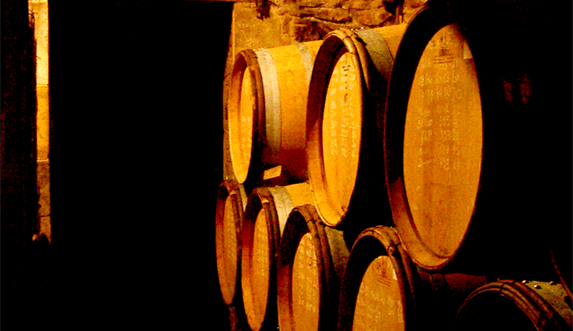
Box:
[216,2,572,330]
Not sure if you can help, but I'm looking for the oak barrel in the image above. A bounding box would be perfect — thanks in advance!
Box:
[453,280,572,331]
[226,41,322,187]
[241,183,312,331]
[215,180,248,307]
[277,205,349,331]
[338,225,486,331]
[306,25,406,232]
[383,1,562,276]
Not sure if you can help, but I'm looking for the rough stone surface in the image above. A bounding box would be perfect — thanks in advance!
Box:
[402,0,428,22]
[290,17,327,41]
[351,8,395,26]
[299,7,352,23]
[232,2,284,53]
[226,0,427,50]
[222,0,429,98]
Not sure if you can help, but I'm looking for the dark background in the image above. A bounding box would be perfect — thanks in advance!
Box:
[50,1,232,328]
[2,0,571,330]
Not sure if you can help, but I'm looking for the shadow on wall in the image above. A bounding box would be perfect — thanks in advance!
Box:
[47,1,233,329]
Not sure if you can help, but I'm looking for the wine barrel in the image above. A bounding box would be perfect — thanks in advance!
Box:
[226,41,322,187]
[277,204,349,331]
[215,180,248,307]
[338,225,487,331]
[306,25,406,232]
[383,1,561,276]
[453,280,573,331]
[241,183,312,331]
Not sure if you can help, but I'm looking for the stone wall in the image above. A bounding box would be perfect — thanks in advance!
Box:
[228,0,426,55]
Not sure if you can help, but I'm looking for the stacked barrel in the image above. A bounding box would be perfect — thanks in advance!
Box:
[216,1,572,330]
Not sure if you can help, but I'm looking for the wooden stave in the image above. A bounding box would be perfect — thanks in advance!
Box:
[215,180,248,307]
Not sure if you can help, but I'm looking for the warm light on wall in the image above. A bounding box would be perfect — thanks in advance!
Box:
[28,0,51,243]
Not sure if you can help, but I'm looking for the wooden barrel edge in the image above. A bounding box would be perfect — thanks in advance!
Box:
[306,26,398,230]
[384,2,471,272]
[216,180,247,306]
[241,187,281,331]
[227,49,265,187]
[278,204,349,331]
[277,205,321,331]
[338,225,412,331]
[454,280,572,330]
[306,29,363,229]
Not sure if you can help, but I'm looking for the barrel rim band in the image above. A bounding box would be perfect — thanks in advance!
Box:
[215,180,244,306]
[551,250,573,301]
[241,186,282,330]
[255,48,281,166]
[306,28,365,228]
[277,204,324,330]
[354,28,394,85]
[384,3,466,271]
[266,185,294,237]
[524,280,573,327]
[294,42,315,83]
[456,280,571,330]
[228,49,265,185]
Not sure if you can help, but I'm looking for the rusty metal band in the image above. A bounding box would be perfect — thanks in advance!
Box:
[355,28,394,83]
[255,48,281,165]
[523,281,573,328]
[267,186,294,236]
[457,280,572,330]
[295,42,314,83]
